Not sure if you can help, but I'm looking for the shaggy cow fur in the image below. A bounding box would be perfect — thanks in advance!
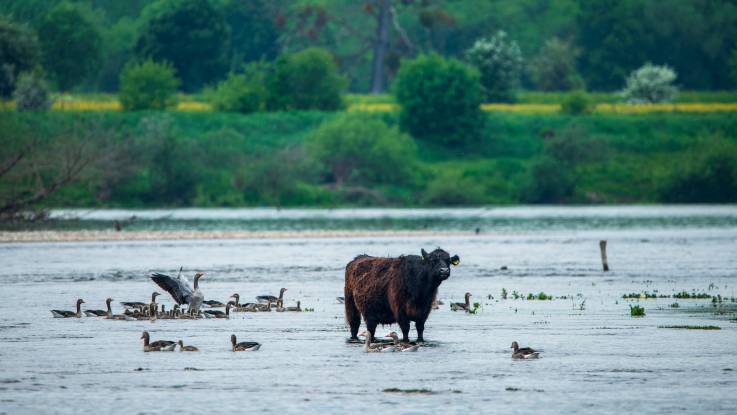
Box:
[344,248,460,342]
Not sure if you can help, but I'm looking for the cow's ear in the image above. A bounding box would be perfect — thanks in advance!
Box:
[421,248,429,260]
[450,255,460,266]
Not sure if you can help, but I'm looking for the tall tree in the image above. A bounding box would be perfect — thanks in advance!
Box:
[38,2,102,91]
[222,0,279,71]
[0,17,41,97]
[135,0,229,91]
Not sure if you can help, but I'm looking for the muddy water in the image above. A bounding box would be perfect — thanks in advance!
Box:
[1,207,737,414]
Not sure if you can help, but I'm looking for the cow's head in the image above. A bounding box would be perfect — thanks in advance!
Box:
[421,248,460,282]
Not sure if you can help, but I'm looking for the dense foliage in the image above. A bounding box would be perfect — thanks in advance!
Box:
[13,70,51,111]
[118,60,179,111]
[530,38,582,91]
[1,0,735,93]
[0,17,40,97]
[37,2,101,91]
[135,0,229,91]
[3,111,734,208]
[394,53,483,144]
[465,31,523,102]
[620,64,678,103]
[266,48,345,111]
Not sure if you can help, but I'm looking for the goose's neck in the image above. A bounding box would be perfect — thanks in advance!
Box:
[193,276,200,290]
[76,301,82,316]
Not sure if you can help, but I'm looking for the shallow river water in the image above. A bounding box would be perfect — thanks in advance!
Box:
[1,206,737,414]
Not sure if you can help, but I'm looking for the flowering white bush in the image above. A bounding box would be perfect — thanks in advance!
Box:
[620,63,678,103]
[466,31,523,102]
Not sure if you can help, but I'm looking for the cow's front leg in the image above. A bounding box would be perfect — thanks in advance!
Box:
[398,315,411,343]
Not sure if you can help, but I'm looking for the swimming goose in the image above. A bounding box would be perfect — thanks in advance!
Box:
[254,300,272,312]
[286,301,302,312]
[141,331,175,352]
[84,298,113,317]
[450,292,472,312]
[231,334,261,351]
[151,271,205,315]
[202,300,226,308]
[204,303,232,319]
[178,340,199,352]
[361,331,393,353]
[386,332,420,352]
[121,292,160,311]
[229,294,257,311]
[256,288,287,305]
[511,341,540,359]
[51,299,85,318]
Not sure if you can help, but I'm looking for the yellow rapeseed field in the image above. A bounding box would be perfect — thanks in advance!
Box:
[2,98,736,113]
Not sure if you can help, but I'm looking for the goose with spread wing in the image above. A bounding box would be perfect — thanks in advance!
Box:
[150,271,205,314]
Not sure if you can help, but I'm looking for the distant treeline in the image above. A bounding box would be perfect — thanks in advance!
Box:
[1,0,736,94]
[2,110,736,213]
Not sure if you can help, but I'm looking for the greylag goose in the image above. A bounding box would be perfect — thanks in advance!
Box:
[229,294,258,311]
[51,299,84,318]
[286,301,302,312]
[450,292,472,312]
[84,298,113,317]
[150,271,205,314]
[361,331,393,353]
[386,332,420,352]
[254,300,272,312]
[141,331,175,352]
[202,300,226,308]
[256,288,286,305]
[231,334,260,351]
[204,303,231,319]
[121,292,160,311]
[178,340,199,352]
[511,341,540,359]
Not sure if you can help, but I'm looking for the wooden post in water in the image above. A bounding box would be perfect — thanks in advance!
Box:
[599,240,610,272]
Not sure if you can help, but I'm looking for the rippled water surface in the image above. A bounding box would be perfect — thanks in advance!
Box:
[1,206,737,414]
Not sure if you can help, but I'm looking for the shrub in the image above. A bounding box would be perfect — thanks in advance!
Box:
[466,31,523,102]
[561,90,594,115]
[620,63,678,103]
[119,60,179,111]
[210,65,267,114]
[660,138,737,203]
[422,169,487,205]
[266,48,345,111]
[545,125,608,166]
[307,113,418,187]
[0,17,41,97]
[629,304,645,317]
[531,38,583,91]
[394,53,483,144]
[522,157,575,203]
[13,71,52,111]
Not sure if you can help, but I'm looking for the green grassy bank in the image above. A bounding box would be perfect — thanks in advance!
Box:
[2,110,736,208]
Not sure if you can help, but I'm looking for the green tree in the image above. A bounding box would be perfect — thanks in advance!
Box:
[394,53,483,144]
[730,48,737,87]
[210,63,268,114]
[135,0,229,91]
[119,60,179,111]
[0,17,40,97]
[531,38,582,91]
[466,30,523,102]
[307,113,417,187]
[13,70,51,111]
[661,139,737,203]
[266,48,345,111]
[38,2,102,91]
[222,0,278,70]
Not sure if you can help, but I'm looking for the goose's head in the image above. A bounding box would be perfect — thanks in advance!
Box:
[510,341,519,351]
[141,331,150,341]
[105,298,113,305]
[230,334,237,345]
[76,299,85,305]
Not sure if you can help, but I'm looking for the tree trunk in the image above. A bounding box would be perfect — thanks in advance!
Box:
[369,0,391,94]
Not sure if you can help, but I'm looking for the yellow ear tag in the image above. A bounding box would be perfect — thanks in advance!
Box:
[451,259,460,266]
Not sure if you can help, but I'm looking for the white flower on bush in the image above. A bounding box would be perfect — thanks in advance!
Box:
[620,63,678,103]
[466,30,523,102]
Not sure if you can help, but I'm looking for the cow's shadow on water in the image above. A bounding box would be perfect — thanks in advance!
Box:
[344,337,443,348]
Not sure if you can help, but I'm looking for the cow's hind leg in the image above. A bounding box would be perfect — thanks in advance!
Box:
[366,319,378,340]
[415,319,426,343]
[344,292,361,340]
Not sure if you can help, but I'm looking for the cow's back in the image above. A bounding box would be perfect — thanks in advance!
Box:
[345,255,398,317]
